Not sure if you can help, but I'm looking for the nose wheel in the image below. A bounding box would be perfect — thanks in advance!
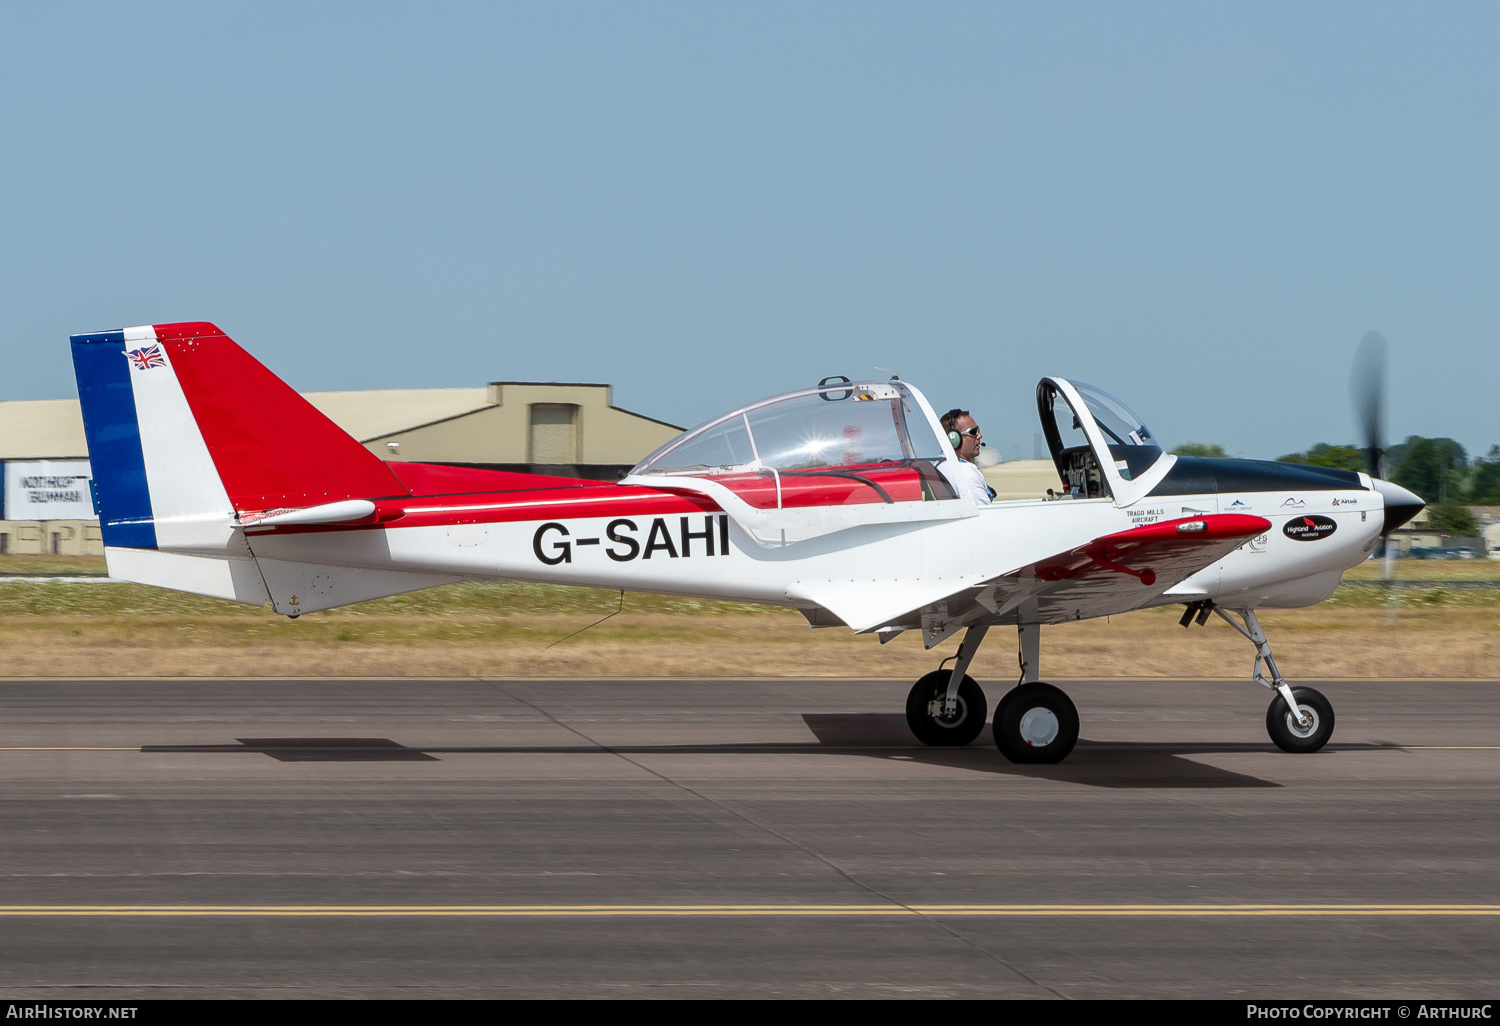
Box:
[993,682,1079,764]
[1266,686,1334,753]
[905,671,988,746]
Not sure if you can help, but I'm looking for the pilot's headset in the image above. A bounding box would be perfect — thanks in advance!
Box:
[942,409,967,450]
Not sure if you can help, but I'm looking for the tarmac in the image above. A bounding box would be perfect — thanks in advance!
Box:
[0,675,1497,998]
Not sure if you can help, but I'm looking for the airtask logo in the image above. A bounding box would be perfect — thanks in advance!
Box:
[1331,497,1359,507]
[1283,515,1337,542]
[534,516,731,565]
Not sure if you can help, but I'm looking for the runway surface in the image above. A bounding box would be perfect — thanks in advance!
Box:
[1,675,1497,998]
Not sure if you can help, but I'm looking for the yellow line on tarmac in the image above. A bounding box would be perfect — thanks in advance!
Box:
[2,745,1498,752]
[2,904,1500,918]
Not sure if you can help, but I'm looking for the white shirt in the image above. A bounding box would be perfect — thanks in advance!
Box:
[941,458,992,505]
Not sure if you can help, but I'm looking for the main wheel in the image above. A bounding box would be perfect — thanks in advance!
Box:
[993,683,1079,764]
[905,671,988,746]
[1266,686,1334,753]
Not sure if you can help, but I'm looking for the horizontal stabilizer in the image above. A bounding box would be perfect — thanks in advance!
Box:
[105,547,270,607]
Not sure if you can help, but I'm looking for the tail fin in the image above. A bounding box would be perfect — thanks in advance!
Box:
[71,322,407,550]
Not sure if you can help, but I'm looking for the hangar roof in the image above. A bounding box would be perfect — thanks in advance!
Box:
[0,388,496,460]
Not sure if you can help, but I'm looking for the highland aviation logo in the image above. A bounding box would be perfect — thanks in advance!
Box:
[1283,515,1338,542]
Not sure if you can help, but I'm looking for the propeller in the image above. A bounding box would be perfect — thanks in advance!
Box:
[1349,331,1424,570]
[1350,330,1387,480]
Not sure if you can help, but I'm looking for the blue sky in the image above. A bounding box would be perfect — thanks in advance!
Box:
[3,2,1496,461]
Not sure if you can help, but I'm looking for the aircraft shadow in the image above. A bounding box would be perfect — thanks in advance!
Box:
[141,738,441,762]
[799,714,1283,789]
[137,716,1396,788]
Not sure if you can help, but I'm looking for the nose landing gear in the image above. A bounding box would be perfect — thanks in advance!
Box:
[1196,604,1336,753]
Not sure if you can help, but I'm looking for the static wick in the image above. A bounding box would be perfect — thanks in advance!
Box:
[544,590,625,650]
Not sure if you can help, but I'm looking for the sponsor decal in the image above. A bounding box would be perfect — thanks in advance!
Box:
[1283,514,1338,542]
[1227,499,1251,511]
[1279,497,1306,509]
[1331,497,1359,507]
[534,515,731,565]
[1127,507,1166,524]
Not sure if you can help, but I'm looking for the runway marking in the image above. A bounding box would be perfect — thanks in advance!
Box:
[3,904,1500,918]
[0,745,1497,752]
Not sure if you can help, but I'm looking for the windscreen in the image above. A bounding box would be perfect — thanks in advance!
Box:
[1071,381,1158,449]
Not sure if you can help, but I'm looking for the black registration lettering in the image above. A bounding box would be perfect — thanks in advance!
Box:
[680,515,715,557]
[643,517,678,559]
[605,519,640,561]
[552,515,730,563]
[532,522,571,565]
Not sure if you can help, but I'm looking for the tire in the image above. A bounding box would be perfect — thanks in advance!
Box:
[1266,686,1334,753]
[905,671,988,746]
[993,683,1079,764]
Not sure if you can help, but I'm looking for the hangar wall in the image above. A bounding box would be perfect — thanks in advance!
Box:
[0,380,686,555]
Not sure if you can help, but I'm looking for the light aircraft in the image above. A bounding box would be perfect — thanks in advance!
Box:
[70,322,1424,763]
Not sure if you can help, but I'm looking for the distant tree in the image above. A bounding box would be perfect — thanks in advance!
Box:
[1428,501,1479,537]
[1171,442,1228,458]
[1276,443,1365,473]
[1391,436,1468,502]
[1471,445,1500,505]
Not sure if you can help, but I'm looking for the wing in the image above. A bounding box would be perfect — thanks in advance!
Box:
[787,513,1270,640]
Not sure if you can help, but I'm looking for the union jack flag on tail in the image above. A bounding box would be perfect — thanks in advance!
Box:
[126,344,166,370]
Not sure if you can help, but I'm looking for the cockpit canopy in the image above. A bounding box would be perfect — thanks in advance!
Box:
[632,379,957,510]
[630,373,1171,513]
[1038,379,1166,499]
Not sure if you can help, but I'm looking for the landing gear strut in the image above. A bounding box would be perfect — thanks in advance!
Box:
[904,625,989,746]
[990,622,1079,763]
[904,622,1082,762]
[1205,605,1335,753]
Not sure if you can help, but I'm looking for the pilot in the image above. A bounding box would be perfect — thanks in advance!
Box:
[939,409,994,505]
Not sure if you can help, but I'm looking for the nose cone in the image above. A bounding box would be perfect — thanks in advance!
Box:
[1373,478,1425,533]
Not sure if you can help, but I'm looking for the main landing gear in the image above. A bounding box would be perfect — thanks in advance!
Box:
[1182,602,1336,754]
[903,623,1080,763]
[905,625,989,746]
[904,605,1335,761]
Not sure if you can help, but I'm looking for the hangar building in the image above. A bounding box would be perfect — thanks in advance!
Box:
[0,381,684,556]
